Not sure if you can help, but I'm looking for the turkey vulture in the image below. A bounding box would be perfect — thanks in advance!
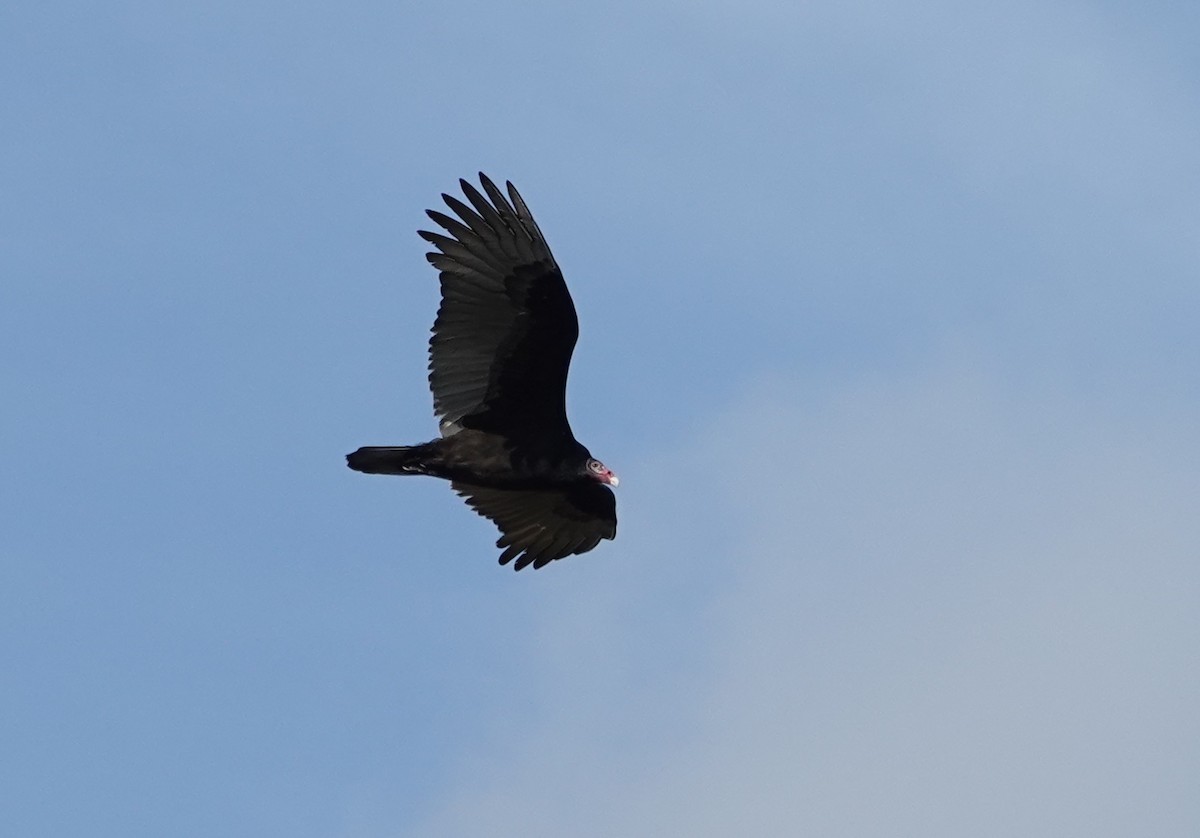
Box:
[347,174,618,570]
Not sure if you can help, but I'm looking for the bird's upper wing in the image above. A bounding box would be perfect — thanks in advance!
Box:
[421,174,579,444]
[451,481,617,570]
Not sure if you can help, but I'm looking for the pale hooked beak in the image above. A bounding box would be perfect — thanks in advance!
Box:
[607,472,619,487]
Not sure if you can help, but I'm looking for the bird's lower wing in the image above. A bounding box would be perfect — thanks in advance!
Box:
[451,481,616,570]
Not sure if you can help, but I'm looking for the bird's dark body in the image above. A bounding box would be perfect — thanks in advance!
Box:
[347,430,589,488]
[347,174,617,570]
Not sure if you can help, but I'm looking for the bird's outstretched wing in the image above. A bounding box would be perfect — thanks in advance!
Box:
[421,174,579,446]
[451,481,617,570]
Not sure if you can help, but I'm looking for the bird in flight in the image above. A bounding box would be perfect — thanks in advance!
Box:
[347,174,618,570]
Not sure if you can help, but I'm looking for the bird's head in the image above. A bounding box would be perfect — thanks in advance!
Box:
[584,457,619,487]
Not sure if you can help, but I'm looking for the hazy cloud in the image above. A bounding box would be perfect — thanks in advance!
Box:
[405,367,1200,837]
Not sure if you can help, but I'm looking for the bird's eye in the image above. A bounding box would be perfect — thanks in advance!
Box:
[588,460,602,472]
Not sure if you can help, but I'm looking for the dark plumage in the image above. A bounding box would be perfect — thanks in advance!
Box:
[347,174,618,570]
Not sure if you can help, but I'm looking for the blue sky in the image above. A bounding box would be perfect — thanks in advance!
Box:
[3,1,1199,835]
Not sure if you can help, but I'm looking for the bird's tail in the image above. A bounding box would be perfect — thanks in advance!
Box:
[345,445,437,475]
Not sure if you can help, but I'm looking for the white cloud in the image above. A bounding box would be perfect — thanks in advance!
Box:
[397,366,1200,837]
